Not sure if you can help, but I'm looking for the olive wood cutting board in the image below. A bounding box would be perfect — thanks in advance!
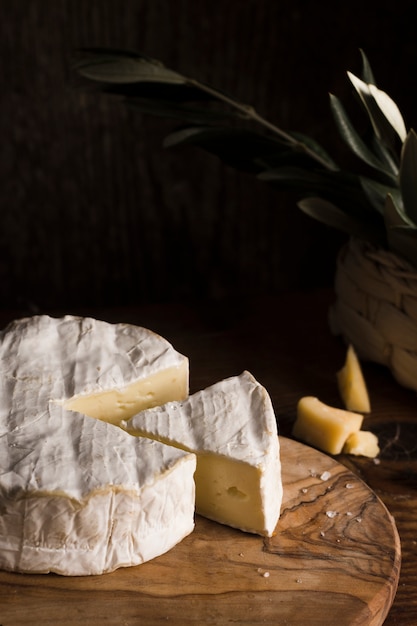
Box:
[0,437,401,626]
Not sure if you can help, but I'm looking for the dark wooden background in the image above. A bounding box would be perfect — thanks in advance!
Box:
[1,0,416,311]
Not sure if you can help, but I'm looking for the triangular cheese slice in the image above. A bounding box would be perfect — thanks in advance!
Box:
[124,371,282,537]
[0,315,195,576]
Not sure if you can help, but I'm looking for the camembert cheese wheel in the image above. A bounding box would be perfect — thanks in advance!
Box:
[0,315,194,576]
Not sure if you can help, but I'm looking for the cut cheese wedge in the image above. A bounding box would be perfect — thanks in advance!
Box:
[0,315,195,576]
[293,396,363,455]
[124,371,282,537]
[337,344,371,413]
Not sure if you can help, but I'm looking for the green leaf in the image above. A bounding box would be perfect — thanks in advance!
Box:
[399,129,417,225]
[359,49,377,85]
[261,167,380,216]
[126,98,238,124]
[348,72,405,149]
[259,166,333,192]
[297,197,384,243]
[164,126,294,173]
[287,131,338,170]
[384,192,412,227]
[384,194,417,267]
[74,49,186,85]
[368,84,407,142]
[370,134,399,177]
[329,93,395,180]
[360,177,402,215]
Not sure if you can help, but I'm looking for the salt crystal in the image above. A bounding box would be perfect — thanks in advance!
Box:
[326,510,338,518]
[320,471,331,481]
[345,483,354,489]
[263,572,270,578]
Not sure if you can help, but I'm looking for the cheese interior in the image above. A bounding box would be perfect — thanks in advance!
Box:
[195,453,268,535]
[343,430,380,458]
[293,396,363,455]
[124,371,282,537]
[64,362,188,426]
[337,344,371,413]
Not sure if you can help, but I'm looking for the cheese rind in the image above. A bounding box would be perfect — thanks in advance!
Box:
[0,315,194,575]
[337,344,371,413]
[2,314,189,426]
[124,371,282,537]
[293,396,363,455]
[0,423,196,575]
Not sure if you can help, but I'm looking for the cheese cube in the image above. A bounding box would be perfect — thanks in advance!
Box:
[293,396,363,455]
[337,344,371,413]
[343,430,380,458]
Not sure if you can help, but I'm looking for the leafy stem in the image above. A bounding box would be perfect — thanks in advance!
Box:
[186,77,339,171]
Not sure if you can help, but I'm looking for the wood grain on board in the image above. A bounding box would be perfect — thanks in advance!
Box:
[0,437,400,626]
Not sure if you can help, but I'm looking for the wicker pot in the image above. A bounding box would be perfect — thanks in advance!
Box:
[329,238,417,393]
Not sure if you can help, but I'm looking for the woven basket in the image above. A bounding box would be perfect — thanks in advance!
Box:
[329,237,417,393]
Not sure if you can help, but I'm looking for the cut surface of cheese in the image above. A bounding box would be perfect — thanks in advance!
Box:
[293,396,363,455]
[343,430,380,458]
[124,371,282,537]
[0,315,195,576]
[65,364,188,426]
[337,344,371,413]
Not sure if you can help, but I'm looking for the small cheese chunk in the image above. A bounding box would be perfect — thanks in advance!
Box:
[293,396,363,455]
[124,371,282,537]
[343,430,380,458]
[337,344,371,413]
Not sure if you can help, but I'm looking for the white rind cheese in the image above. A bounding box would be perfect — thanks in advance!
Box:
[124,371,282,537]
[0,314,189,426]
[0,315,195,576]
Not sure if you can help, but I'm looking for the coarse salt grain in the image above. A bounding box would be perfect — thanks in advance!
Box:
[320,471,331,481]
[326,510,338,518]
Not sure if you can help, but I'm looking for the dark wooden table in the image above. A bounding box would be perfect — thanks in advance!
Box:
[0,288,415,624]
